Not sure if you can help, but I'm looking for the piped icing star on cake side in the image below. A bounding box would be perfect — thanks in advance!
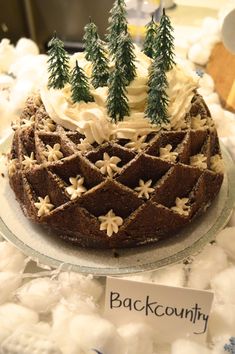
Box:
[95,152,121,177]
[43,143,63,162]
[134,179,155,199]
[98,209,123,237]
[66,175,87,200]
[34,195,54,217]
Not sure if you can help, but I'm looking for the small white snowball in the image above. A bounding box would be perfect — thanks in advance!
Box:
[151,263,185,287]
[209,304,235,339]
[198,87,214,98]
[187,244,228,290]
[187,31,204,45]
[1,326,62,354]
[69,314,125,354]
[200,34,221,51]
[58,272,103,302]
[207,103,225,127]
[0,272,22,304]
[0,241,26,272]
[210,267,235,304]
[204,92,220,105]
[188,43,211,66]
[16,38,39,57]
[16,277,61,313]
[118,322,154,354]
[51,303,80,354]
[0,303,38,343]
[202,17,221,37]
[216,227,235,261]
[199,74,215,91]
[171,339,211,354]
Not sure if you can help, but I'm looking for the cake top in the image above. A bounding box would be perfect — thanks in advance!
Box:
[38,3,200,147]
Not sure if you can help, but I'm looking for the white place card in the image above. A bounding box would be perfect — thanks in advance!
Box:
[105,277,214,343]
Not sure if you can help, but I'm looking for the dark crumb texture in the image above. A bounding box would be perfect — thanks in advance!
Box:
[8,94,224,249]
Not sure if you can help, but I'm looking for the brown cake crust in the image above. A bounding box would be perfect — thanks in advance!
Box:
[8,94,224,248]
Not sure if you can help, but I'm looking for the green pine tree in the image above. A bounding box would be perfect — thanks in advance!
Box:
[47,33,70,89]
[142,15,158,59]
[83,18,98,61]
[116,31,136,85]
[106,0,128,56]
[107,63,129,122]
[91,38,109,88]
[145,56,169,124]
[70,60,94,103]
[154,8,175,71]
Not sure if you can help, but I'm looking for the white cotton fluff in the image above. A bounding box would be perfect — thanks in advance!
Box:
[171,339,211,354]
[0,39,16,73]
[210,267,235,304]
[16,38,39,57]
[118,322,154,354]
[0,241,26,272]
[204,92,220,105]
[211,334,233,354]
[188,43,211,66]
[202,17,220,37]
[187,244,228,290]
[0,303,38,343]
[209,304,235,339]
[16,277,61,313]
[216,227,235,261]
[58,272,103,302]
[69,314,126,354]
[199,74,215,92]
[0,271,22,304]
[151,263,185,288]
[1,324,62,354]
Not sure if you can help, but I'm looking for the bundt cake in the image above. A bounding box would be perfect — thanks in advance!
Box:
[7,6,224,249]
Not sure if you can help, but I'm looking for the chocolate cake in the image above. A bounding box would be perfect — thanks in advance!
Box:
[8,92,224,248]
[7,5,224,249]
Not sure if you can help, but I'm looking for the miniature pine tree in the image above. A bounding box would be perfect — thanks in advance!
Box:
[70,60,94,103]
[47,33,70,89]
[154,8,175,71]
[142,15,158,59]
[107,63,129,122]
[106,0,128,56]
[83,18,98,61]
[91,38,109,88]
[116,31,136,85]
[145,56,169,124]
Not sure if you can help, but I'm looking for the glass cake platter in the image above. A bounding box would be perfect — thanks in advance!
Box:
[0,135,235,276]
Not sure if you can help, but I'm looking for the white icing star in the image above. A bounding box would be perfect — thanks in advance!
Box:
[43,143,63,162]
[22,152,37,169]
[190,154,207,169]
[21,115,35,128]
[34,195,54,217]
[98,209,123,237]
[77,138,93,152]
[124,135,148,152]
[134,179,155,199]
[38,118,56,132]
[95,152,121,177]
[171,197,190,216]
[8,158,18,176]
[159,144,178,163]
[191,114,207,129]
[66,175,87,200]
[210,154,224,174]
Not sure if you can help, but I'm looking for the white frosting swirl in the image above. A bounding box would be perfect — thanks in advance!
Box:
[40,48,199,144]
